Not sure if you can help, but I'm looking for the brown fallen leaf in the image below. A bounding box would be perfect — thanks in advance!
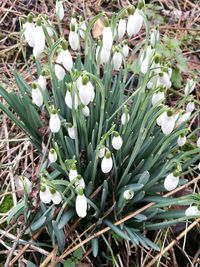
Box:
[92,18,104,38]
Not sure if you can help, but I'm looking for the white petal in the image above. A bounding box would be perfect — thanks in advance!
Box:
[150,29,159,47]
[100,46,111,64]
[112,136,123,150]
[176,112,191,127]
[87,81,95,102]
[51,191,62,205]
[68,126,76,139]
[121,113,130,125]
[33,26,45,59]
[103,27,113,50]
[122,44,129,58]
[186,102,195,113]
[185,206,200,217]
[123,190,134,200]
[32,88,43,107]
[152,92,165,106]
[79,84,91,105]
[127,9,143,37]
[49,114,61,133]
[46,20,54,37]
[69,169,78,182]
[55,64,65,80]
[118,19,126,39]
[24,22,35,47]
[101,157,113,173]
[38,75,46,91]
[156,112,166,126]
[161,115,175,135]
[113,52,123,71]
[82,106,90,117]
[19,177,32,194]
[197,137,200,148]
[56,1,64,21]
[75,178,85,189]
[62,50,73,71]
[76,194,87,218]
[65,90,78,110]
[164,173,179,191]
[48,150,57,163]
[141,55,150,74]
[177,136,186,147]
[98,147,105,158]
[69,31,79,51]
[40,186,52,203]
[95,46,100,62]
[79,21,87,39]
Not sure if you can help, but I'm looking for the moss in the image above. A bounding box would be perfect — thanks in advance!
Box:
[0,194,13,213]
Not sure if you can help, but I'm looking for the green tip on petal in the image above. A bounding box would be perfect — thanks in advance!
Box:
[27,13,33,23]
[50,148,55,154]
[82,75,89,85]
[71,163,77,170]
[77,186,84,195]
[114,132,119,137]
[61,40,68,50]
[127,6,135,15]
[36,17,42,26]
[154,55,160,64]
[105,151,111,159]
[173,170,180,177]
[71,24,76,32]
[41,69,47,76]
[41,185,46,192]
[167,109,173,117]
[138,0,145,10]
[50,188,56,194]
[32,82,37,89]
[104,17,109,27]
[51,108,57,114]
[77,174,81,180]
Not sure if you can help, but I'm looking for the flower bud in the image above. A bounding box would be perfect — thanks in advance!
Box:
[38,72,47,91]
[68,124,76,139]
[151,90,165,106]
[75,193,87,218]
[49,111,61,133]
[98,147,106,158]
[32,84,43,107]
[161,110,176,135]
[48,148,57,163]
[79,20,87,39]
[55,47,73,80]
[184,78,196,96]
[69,26,79,51]
[51,190,62,205]
[40,185,52,203]
[19,176,32,194]
[23,15,35,47]
[101,151,113,173]
[103,20,113,50]
[186,101,195,113]
[112,133,123,150]
[150,27,160,47]
[127,8,143,37]
[118,18,126,39]
[164,172,179,191]
[33,20,45,59]
[69,164,78,182]
[112,51,123,71]
[82,105,90,117]
[123,190,134,200]
[56,1,64,21]
[65,89,78,110]
[177,134,186,147]
[185,206,200,217]
[122,43,129,58]
[121,112,130,125]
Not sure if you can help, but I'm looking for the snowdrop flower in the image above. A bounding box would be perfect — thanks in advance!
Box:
[19,176,32,194]
[75,175,86,189]
[123,190,134,200]
[69,24,79,51]
[49,109,61,133]
[97,147,106,158]
[56,0,64,21]
[79,17,87,39]
[121,112,130,125]
[68,124,76,139]
[69,164,78,182]
[48,148,57,163]
[141,46,153,74]
[33,18,45,59]
[197,137,200,148]
[127,4,144,37]
[186,101,195,113]
[158,72,171,89]
[112,49,123,70]
[112,132,123,150]
[32,83,43,107]
[79,75,95,105]
[176,112,191,127]
[122,42,129,58]
[147,75,158,89]
[55,40,73,80]
[100,45,111,64]
[40,185,52,204]
[23,13,35,47]
[44,16,54,37]
[75,191,87,218]
[164,171,179,191]
[177,134,186,147]
[102,17,113,51]
[184,78,196,96]
[101,151,113,173]
[151,88,165,106]
[82,105,90,117]
[161,110,176,135]
[156,111,166,126]
[65,85,79,110]
[95,42,101,62]
[185,206,200,217]
[38,70,47,91]
[118,14,126,39]
[51,189,62,205]
[150,27,160,47]
[70,17,78,32]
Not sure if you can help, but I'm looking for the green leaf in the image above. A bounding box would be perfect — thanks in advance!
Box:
[104,220,130,241]
[7,200,24,223]
[73,247,83,260]
[52,220,65,252]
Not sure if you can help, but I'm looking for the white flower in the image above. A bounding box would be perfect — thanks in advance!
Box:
[70,17,78,32]
[185,206,200,217]
[151,91,165,106]
[55,47,73,80]
[97,147,106,158]
[156,111,166,126]
[122,44,129,57]
[69,28,79,51]
[197,137,200,148]
[198,162,200,171]
[46,20,54,37]
[140,46,153,74]
[147,75,158,89]
[82,105,90,117]
[112,51,123,71]
[32,86,43,107]
[75,193,87,218]
[95,45,100,62]
[56,1,64,21]
[65,90,78,110]
[19,176,32,194]
[186,102,195,113]
[102,25,113,51]
[75,176,85,189]
[48,148,57,163]
[51,190,62,205]
[123,190,134,200]
[118,18,126,39]
[69,164,78,182]
[177,135,186,147]
[164,172,179,191]
[23,20,35,47]
[176,112,191,127]
[79,20,87,39]
[79,76,95,105]
[40,185,52,204]
[33,23,45,59]
[100,45,111,64]
[161,111,176,135]
[150,28,159,47]
[49,112,61,133]
[158,72,171,89]
[38,74,46,91]
[68,125,76,139]
[101,151,113,173]
[184,78,196,96]
[112,134,123,150]
[121,113,130,125]
[55,64,65,81]
[127,8,143,37]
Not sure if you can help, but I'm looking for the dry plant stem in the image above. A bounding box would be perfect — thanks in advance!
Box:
[146,218,200,267]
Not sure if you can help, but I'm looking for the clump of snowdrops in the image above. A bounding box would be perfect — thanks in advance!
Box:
[1,0,200,262]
